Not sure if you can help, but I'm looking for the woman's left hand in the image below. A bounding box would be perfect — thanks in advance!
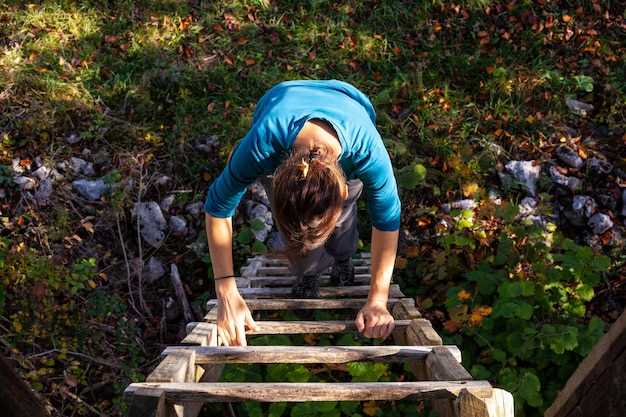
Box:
[355,300,395,339]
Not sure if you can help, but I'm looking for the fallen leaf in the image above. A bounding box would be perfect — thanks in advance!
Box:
[457,289,472,301]
[444,320,460,333]
[462,182,479,197]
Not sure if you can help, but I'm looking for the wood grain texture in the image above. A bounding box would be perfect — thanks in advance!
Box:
[125,381,492,402]
[426,347,472,381]
[455,388,514,417]
[206,297,408,311]
[237,274,372,287]
[147,350,196,383]
[256,257,371,267]
[545,308,626,417]
[256,265,371,276]
[237,284,402,298]
[163,345,462,364]
[407,319,443,346]
[188,320,412,335]
[181,323,217,346]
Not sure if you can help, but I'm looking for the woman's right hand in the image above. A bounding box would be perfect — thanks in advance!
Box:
[216,279,258,346]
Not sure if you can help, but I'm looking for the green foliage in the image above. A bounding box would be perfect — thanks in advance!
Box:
[434,208,610,416]
[396,163,427,189]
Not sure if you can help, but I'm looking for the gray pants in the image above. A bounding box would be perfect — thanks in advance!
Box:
[258,175,363,277]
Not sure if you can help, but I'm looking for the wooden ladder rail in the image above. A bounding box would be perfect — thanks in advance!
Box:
[125,252,513,417]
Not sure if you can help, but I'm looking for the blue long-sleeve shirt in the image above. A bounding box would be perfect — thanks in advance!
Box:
[204,79,401,231]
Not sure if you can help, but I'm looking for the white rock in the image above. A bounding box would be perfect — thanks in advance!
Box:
[14,176,36,190]
[169,215,188,235]
[11,158,26,174]
[34,179,53,205]
[488,189,502,205]
[185,202,204,216]
[72,179,110,201]
[505,160,541,196]
[565,98,594,117]
[588,213,613,235]
[145,257,166,283]
[249,203,269,219]
[69,157,95,176]
[134,202,167,248]
[441,199,477,213]
[194,135,219,153]
[253,227,269,242]
[155,175,171,186]
[160,195,176,212]
[556,145,583,170]
[572,195,597,218]
[31,165,51,180]
[519,197,538,217]
[548,166,581,192]
[66,132,81,144]
[248,181,271,206]
[587,157,613,175]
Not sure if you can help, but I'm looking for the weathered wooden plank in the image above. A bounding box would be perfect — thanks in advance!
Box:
[147,350,196,383]
[546,308,626,417]
[126,389,167,417]
[455,388,514,417]
[406,319,443,346]
[181,323,217,347]
[206,297,408,311]
[238,274,372,287]
[257,265,371,276]
[188,320,412,335]
[125,381,492,402]
[145,350,196,417]
[426,346,472,381]
[163,345,462,364]
[237,284,402,298]
[392,298,422,319]
[252,257,371,267]
[204,306,218,322]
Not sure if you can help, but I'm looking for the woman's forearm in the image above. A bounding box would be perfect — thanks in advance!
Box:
[367,226,399,304]
[205,213,238,297]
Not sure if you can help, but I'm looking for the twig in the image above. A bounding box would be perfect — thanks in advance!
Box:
[135,158,151,316]
[60,386,109,417]
[116,213,143,319]
[26,349,121,370]
[170,264,195,323]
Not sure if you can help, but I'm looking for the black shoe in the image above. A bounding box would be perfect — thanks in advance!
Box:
[330,256,355,286]
[292,273,321,298]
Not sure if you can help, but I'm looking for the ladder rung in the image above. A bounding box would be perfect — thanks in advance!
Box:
[237,284,403,298]
[187,320,413,335]
[239,274,372,286]
[255,258,371,267]
[125,381,492,402]
[257,265,371,275]
[206,298,411,311]
[161,345,462,364]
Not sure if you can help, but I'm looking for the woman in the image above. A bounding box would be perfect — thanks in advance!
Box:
[204,80,401,346]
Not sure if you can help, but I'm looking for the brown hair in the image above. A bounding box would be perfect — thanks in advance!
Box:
[270,145,347,261]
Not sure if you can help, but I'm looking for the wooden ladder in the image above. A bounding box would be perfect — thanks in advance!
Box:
[125,252,514,417]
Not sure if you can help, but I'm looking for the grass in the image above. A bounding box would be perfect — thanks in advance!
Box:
[0,0,624,416]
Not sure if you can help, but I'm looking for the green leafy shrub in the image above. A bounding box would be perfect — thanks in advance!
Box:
[436,204,609,416]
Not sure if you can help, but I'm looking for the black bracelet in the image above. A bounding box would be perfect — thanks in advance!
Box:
[213,274,236,281]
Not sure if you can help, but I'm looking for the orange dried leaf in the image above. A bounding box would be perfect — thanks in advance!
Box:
[457,289,472,301]
[363,401,381,417]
